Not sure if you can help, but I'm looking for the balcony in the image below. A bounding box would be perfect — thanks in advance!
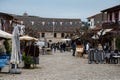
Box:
[102,21,120,29]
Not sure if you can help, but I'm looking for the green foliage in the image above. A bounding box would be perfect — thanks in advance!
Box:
[22,54,33,65]
[4,39,11,54]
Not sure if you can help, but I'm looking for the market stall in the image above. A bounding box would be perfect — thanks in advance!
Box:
[0,30,12,39]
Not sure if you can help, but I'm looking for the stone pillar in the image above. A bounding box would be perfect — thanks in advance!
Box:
[112,12,115,22]
[107,13,110,22]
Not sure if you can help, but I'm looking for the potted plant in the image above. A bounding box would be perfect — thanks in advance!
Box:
[4,39,11,54]
[22,54,33,68]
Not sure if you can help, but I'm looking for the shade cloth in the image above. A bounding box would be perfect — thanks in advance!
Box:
[0,30,12,39]
[20,35,38,41]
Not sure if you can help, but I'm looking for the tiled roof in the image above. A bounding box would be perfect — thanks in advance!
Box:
[13,15,82,33]
[92,26,102,31]
[87,13,102,19]
[0,12,14,20]
[101,5,120,12]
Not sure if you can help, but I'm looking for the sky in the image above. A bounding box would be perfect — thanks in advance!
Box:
[0,0,120,21]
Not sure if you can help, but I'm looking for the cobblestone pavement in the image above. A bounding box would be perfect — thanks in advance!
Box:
[1,51,120,80]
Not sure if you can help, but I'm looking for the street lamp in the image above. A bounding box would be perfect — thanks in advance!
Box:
[52,20,55,38]
[52,19,55,54]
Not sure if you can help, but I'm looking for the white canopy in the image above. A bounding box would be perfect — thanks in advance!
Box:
[92,29,112,39]
[61,38,71,41]
[102,29,112,35]
[97,29,112,36]
[60,39,71,42]
[92,35,99,39]
[20,35,38,41]
[0,30,12,39]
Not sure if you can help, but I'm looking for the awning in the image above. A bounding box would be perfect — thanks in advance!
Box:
[0,30,12,39]
[92,35,99,39]
[20,35,38,41]
[102,29,112,35]
[61,38,71,41]
[0,12,13,20]
[97,29,112,36]
[92,29,112,39]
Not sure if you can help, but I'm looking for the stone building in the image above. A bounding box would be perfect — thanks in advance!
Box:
[0,12,14,33]
[87,13,107,29]
[101,5,120,23]
[14,13,82,43]
[101,5,120,50]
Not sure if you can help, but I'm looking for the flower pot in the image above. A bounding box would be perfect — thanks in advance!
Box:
[24,63,31,69]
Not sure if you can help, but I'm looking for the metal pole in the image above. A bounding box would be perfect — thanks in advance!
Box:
[52,19,55,54]
[53,19,54,38]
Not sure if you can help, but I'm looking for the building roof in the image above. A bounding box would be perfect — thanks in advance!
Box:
[0,12,14,20]
[92,26,102,31]
[13,15,82,33]
[101,5,120,12]
[87,13,102,19]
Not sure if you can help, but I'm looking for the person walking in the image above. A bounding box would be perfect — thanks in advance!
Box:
[85,42,90,54]
[60,42,63,53]
[71,41,76,56]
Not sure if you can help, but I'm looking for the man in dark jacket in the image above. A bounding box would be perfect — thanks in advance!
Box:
[71,41,76,56]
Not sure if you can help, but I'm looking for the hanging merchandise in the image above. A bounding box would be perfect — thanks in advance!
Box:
[70,22,73,25]
[21,21,23,24]
[60,22,63,26]
[42,21,45,26]
[31,21,34,25]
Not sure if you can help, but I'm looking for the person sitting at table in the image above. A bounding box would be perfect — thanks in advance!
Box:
[110,49,118,64]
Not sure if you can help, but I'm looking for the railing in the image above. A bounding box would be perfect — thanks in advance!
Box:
[102,22,120,29]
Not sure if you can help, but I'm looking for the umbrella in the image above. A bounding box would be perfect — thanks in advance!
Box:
[20,35,38,41]
[0,30,12,39]
[102,29,112,35]
[97,29,112,36]
[10,25,22,73]
[92,35,99,39]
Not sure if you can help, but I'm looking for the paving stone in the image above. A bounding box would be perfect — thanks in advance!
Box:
[1,51,120,80]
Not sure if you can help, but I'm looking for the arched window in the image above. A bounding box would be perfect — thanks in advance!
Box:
[54,22,58,26]
[41,33,45,37]
[54,33,57,38]
[47,22,51,26]
[61,33,64,38]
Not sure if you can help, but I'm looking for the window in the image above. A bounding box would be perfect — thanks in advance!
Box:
[109,13,112,22]
[48,22,51,26]
[54,33,57,38]
[55,22,58,26]
[75,22,77,25]
[65,22,68,25]
[114,11,119,23]
[61,33,64,38]
[41,33,45,37]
